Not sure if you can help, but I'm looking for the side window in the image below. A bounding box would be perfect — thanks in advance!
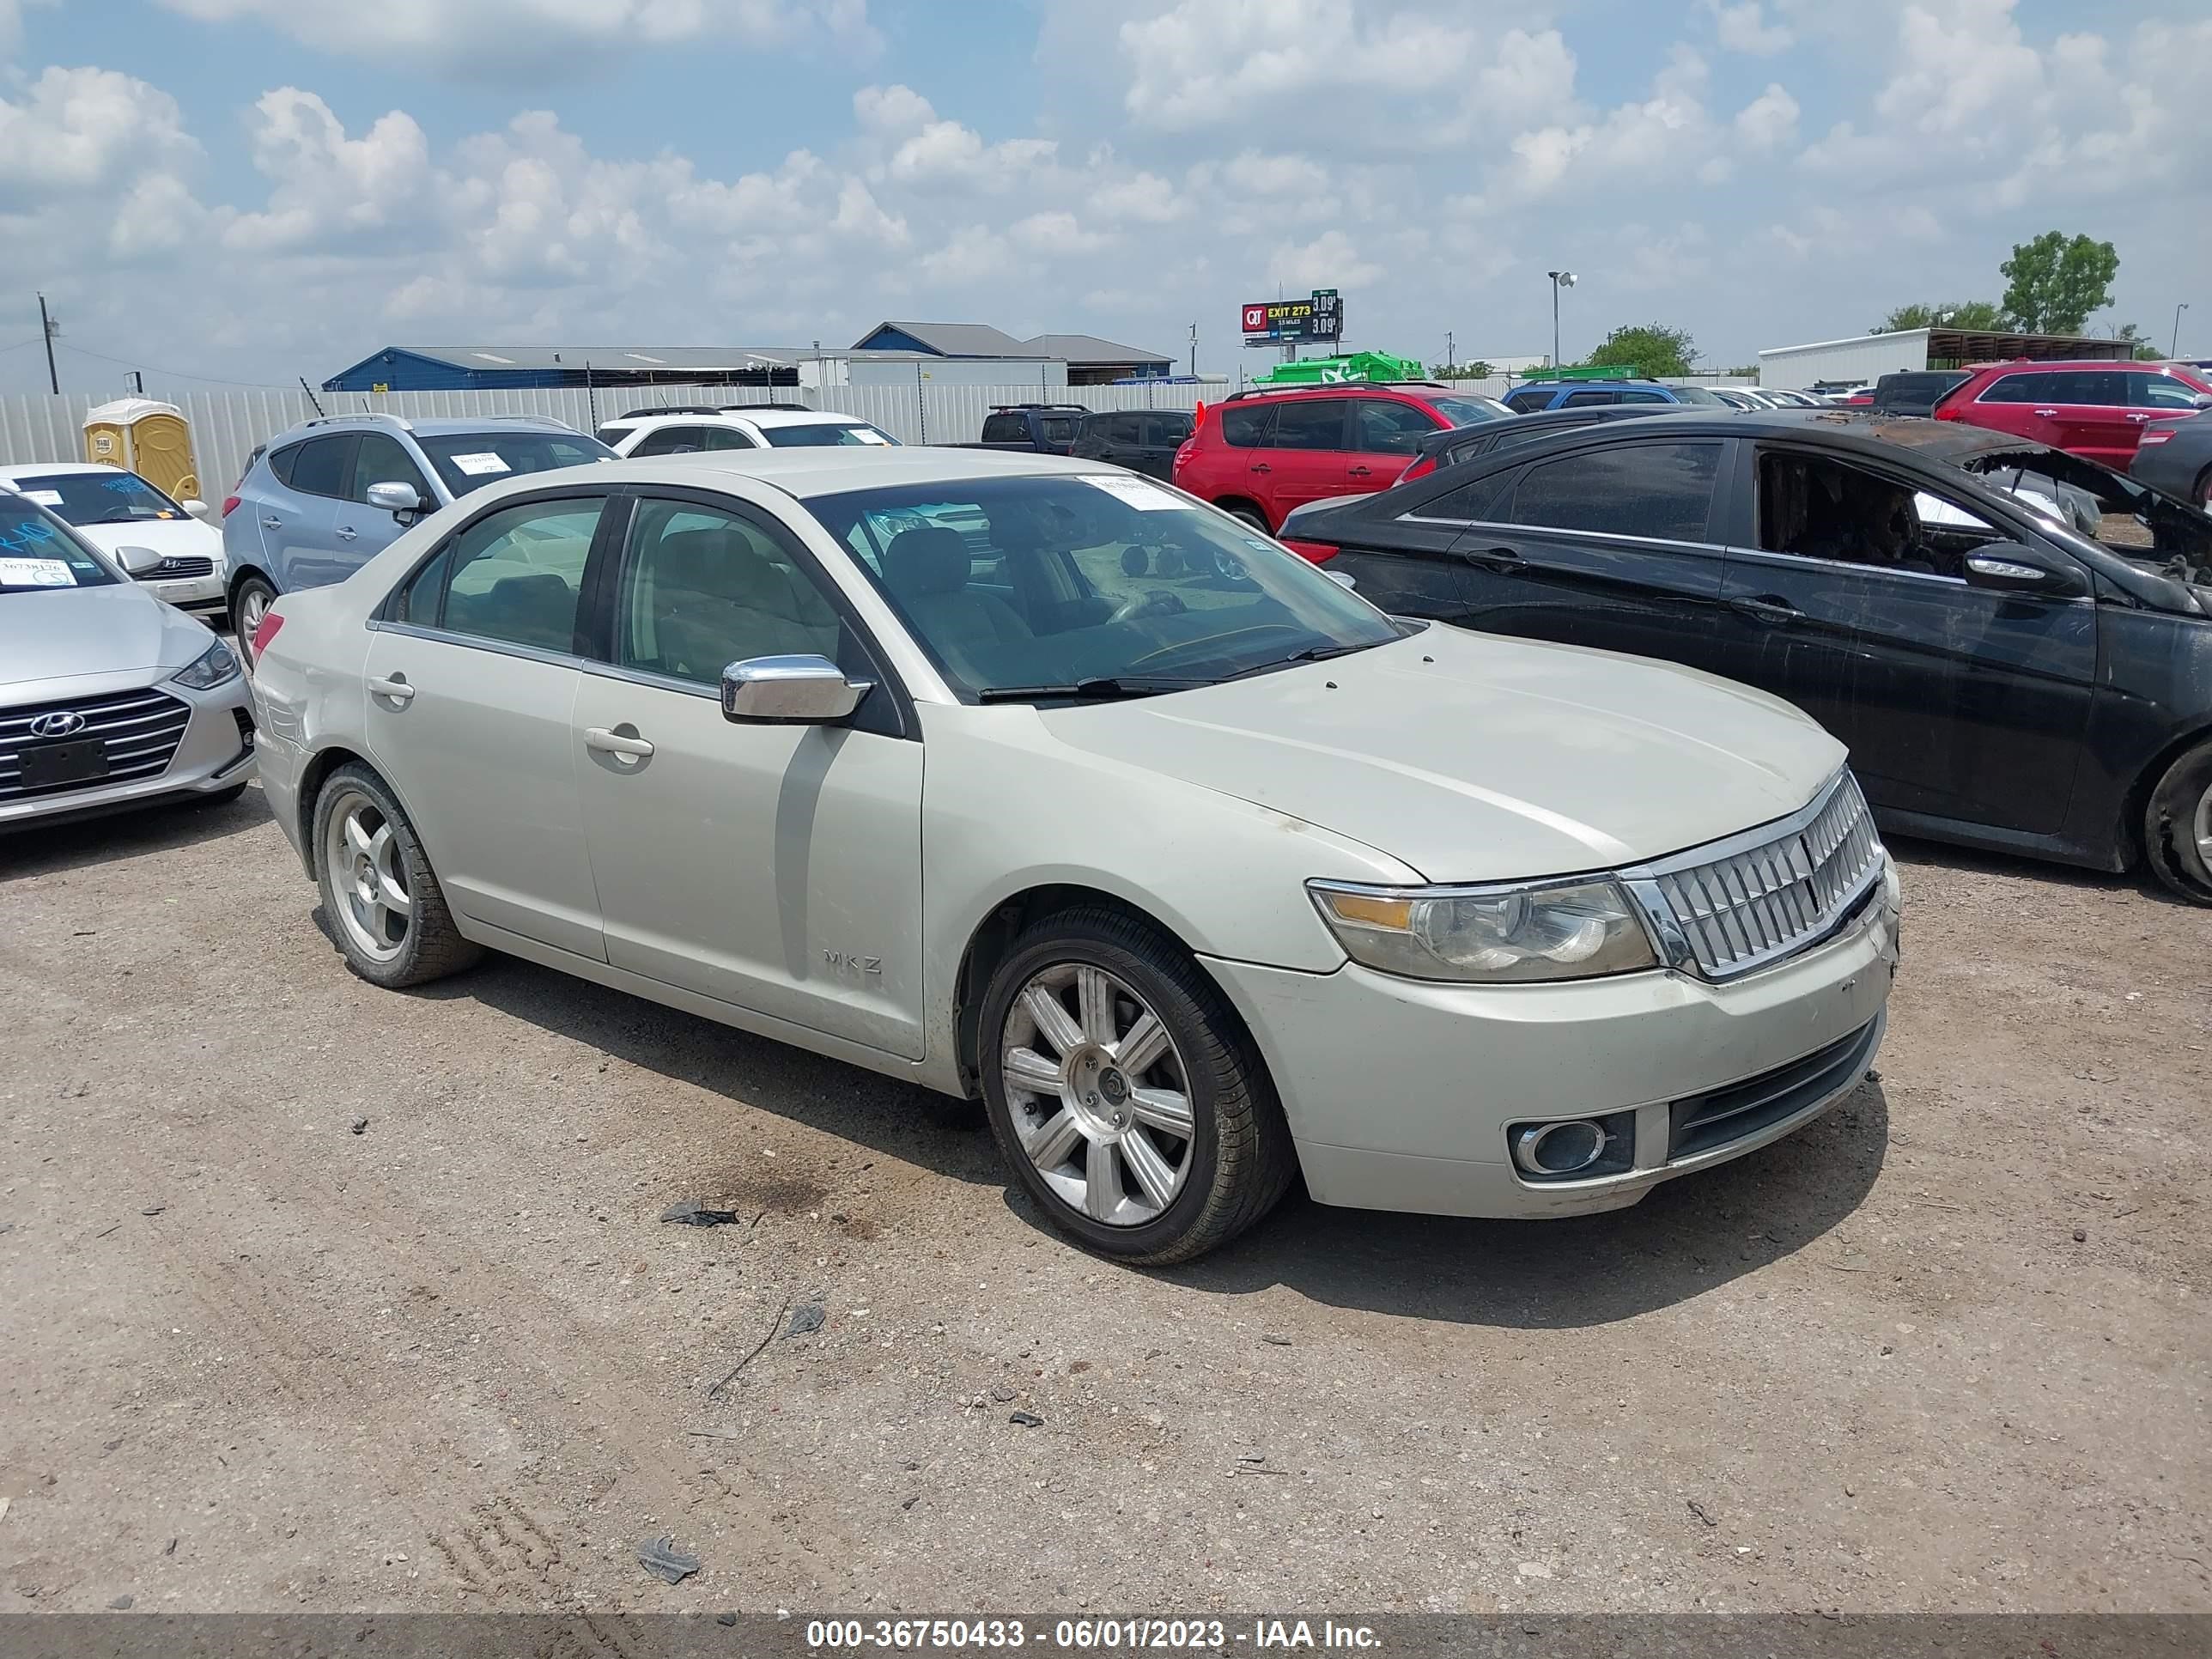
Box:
[2054,371,2129,407]
[981,414,1028,443]
[1353,399,1440,456]
[615,499,843,684]
[1218,404,1275,447]
[1978,372,2050,405]
[1039,416,1079,444]
[434,498,605,652]
[1619,390,1669,404]
[1563,389,1619,407]
[266,444,300,487]
[704,426,759,451]
[1755,451,1972,578]
[1404,471,1511,524]
[629,425,708,457]
[1269,399,1347,451]
[2134,374,2205,411]
[1155,412,1194,446]
[287,436,352,499]
[348,433,429,505]
[1509,441,1722,542]
[1504,387,1554,412]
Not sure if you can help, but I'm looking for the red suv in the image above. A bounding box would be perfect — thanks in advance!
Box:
[1933,360,2212,469]
[1171,383,1508,532]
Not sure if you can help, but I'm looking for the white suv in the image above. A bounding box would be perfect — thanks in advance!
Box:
[594,404,897,456]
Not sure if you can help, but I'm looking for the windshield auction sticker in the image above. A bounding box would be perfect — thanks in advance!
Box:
[1080,474,1185,511]
[0,556,76,586]
[448,453,513,476]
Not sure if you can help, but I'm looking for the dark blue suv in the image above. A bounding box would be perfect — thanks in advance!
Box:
[1501,379,1726,413]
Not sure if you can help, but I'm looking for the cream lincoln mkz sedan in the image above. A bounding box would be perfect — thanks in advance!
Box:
[248,448,1899,1263]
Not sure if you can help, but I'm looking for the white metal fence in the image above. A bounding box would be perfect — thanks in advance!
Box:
[0,380,1241,502]
[0,374,1522,501]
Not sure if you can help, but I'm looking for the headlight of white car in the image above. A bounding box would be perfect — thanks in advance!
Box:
[171,636,240,690]
[1308,877,1660,983]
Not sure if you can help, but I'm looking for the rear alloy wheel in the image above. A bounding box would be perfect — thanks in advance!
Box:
[312,763,483,987]
[231,576,276,664]
[2142,738,2212,905]
[978,908,1295,1263]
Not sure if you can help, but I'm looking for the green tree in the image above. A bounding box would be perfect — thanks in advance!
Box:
[2113,323,2163,362]
[1430,361,1495,380]
[1583,323,1696,379]
[1875,300,2011,333]
[1999,232,2119,334]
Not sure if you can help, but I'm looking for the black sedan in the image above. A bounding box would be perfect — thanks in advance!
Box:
[1279,410,2212,902]
[1397,402,1694,483]
[2131,412,2212,510]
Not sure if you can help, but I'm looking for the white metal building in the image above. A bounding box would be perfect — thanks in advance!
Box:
[1759,326,2136,390]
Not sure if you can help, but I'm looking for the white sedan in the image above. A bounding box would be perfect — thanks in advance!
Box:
[248,449,1897,1263]
[0,463,227,615]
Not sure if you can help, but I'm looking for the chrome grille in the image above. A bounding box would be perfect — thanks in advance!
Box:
[0,687,192,799]
[137,556,215,580]
[1629,772,1884,981]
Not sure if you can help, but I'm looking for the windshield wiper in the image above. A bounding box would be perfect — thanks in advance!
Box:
[1218,641,1380,682]
[975,676,1210,703]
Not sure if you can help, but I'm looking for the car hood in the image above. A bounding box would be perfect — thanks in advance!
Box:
[68,517,224,559]
[1040,625,1844,882]
[1,583,211,691]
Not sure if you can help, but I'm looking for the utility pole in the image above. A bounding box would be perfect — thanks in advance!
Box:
[129,370,144,396]
[1547,270,1576,370]
[37,293,59,393]
[1445,330,1455,372]
[2174,302,2190,358]
[1188,320,1197,379]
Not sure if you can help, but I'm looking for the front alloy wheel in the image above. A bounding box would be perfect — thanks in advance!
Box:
[310,763,483,987]
[323,787,411,965]
[978,908,1296,1263]
[1001,962,1195,1225]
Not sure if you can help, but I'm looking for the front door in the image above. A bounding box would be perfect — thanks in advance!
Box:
[1719,444,2096,833]
[574,491,926,1060]
[1444,436,1738,676]
[332,431,433,576]
[1348,398,1442,490]
[363,492,612,959]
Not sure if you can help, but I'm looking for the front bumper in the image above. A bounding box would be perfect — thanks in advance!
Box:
[138,574,227,611]
[1205,867,1899,1219]
[0,676,255,830]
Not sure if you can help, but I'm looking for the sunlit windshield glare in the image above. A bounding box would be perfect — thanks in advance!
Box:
[415,432,617,497]
[763,422,898,447]
[805,475,1400,700]
[9,471,182,526]
[0,498,118,592]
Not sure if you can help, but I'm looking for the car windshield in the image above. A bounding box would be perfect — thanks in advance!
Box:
[8,470,186,526]
[1952,445,2212,583]
[1668,385,1725,406]
[805,473,1401,702]
[413,430,617,497]
[0,495,118,592]
[763,422,899,448]
[1427,395,1511,426]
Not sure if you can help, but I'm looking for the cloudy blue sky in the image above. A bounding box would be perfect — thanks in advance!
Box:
[0,0,2204,394]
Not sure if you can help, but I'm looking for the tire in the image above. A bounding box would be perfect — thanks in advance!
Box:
[230,575,277,664]
[2142,739,2212,905]
[976,907,1296,1265]
[311,763,483,988]
[1226,506,1269,535]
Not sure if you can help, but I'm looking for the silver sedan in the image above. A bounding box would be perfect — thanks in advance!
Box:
[1,491,253,830]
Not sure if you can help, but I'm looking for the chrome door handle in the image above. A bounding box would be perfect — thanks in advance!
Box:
[260,516,282,529]
[2033,408,2058,417]
[367,675,415,705]
[584,726,654,759]
[1729,595,1805,626]
[2124,413,2150,422]
[335,525,358,541]
[1458,544,1524,570]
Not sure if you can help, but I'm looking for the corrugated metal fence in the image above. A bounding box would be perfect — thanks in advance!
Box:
[0,380,1240,501]
[0,375,1514,500]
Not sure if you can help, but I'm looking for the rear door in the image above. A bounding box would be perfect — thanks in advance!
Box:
[2045,370,2137,468]
[1717,443,2094,832]
[1444,436,1738,673]
[626,424,714,458]
[1322,471,1505,623]
[1347,398,1443,494]
[1138,412,1192,479]
[267,434,355,592]
[1249,398,1351,526]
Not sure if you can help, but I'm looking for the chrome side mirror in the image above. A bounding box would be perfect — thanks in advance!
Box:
[1962,541,2086,598]
[366,480,428,517]
[721,654,871,724]
[115,544,165,576]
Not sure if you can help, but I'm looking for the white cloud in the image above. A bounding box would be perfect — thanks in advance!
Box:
[1735,82,1800,150]
[1010,210,1108,256]
[918,224,1015,286]
[1088,170,1186,224]
[1221,150,1329,198]
[152,0,878,72]
[0,66,195,193]
[853,82,933,134]
[1476,29,1578,127]
[1121,0,1474,129]
[890,119,1056,189]
[221,89,432,252]
[1266,228,1380,292]
[1707,1,1793,55]
[0,0,59,57]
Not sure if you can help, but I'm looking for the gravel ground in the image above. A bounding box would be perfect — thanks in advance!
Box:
[1,781,2205,1615]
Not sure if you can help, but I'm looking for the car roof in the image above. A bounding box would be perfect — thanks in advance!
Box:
[609,408,877,430]
[1956,359,2173,377]
[1425,408,2071,468]
[550,447,1109,499]
[270,414,585,446]
[0,462,134,481]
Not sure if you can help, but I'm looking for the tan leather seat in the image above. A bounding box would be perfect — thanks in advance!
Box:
[880,526,1030,682]
[648,526,836,679]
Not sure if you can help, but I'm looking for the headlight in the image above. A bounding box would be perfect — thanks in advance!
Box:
[171,637,240,690]
[1309,877,1659,983]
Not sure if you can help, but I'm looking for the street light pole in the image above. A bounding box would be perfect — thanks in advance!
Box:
[1547,270,1576,368]
[2174,302,2190,359]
